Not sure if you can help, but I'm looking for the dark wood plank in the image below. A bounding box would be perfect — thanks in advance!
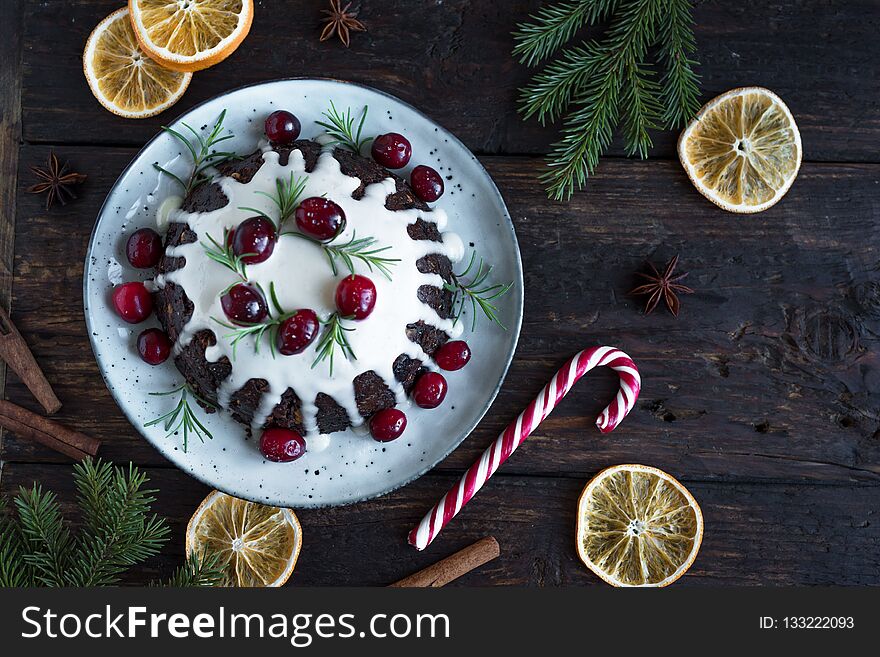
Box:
[19,0,880,161]
[5,145,880,490]
[0,0,23,456]
[1,462,877,586]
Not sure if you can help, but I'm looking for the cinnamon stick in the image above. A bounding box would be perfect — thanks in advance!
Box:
[0,400,100,460]
[0,306,61,414]
[389,536,500,587]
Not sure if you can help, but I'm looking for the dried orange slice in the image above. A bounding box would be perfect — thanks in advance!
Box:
[678,87,802,213]
[83,8,192,119]
[186,490,302,587]
[128,0,254,72]
[576,464,703,587]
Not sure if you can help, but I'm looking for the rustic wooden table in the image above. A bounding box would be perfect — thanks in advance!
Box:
[1,0,878,586]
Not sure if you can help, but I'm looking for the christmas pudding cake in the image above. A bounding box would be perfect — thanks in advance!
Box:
[108,106,503,462]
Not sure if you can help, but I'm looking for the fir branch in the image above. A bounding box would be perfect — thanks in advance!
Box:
[536,0,663,200]
[513,0,617,66]
[658,0,701,128]
[444,251,514,331]
[154,550,225,587]
[65,460,169,587]
[620,59,664,158]
[201,229,250,282]
[0,459,222,588]
[14,484,74,586]
[519,41,605,125]
[515,0,701,200]
[315,102,373,154]
[285,230,400,280]
[145,385,215,453]
[154,110,236,194]
[0,497,30,587]
[240,172,309,228]
[312,312,356,375]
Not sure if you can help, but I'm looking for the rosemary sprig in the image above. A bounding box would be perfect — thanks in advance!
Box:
[201,229,250,281]
[212,316,279,360]
[239,172,308,228]
[444,251,514,331]
[145,385,215,453]
[154,110,236,194]
[285,230,399,280]
[312,312,356,375]
[315,101,373,154]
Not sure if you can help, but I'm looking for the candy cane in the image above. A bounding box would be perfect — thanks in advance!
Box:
[408,346,641,551]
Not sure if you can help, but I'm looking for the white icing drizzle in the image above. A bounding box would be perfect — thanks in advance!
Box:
[155,144,463,438]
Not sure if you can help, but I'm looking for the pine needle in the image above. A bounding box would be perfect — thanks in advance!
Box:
[513,0,618,67]
[515,0,701,200]
[658,0,701,129]
[154,550,225,587]
[0,458,223,587]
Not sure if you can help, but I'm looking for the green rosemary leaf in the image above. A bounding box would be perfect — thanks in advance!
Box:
[201,229,249,280]
[159,110,234,194]
[316,102,373,154]
[145,385,213,453]
[311,313,356,376]
[152,163,188,191]
[446,251,514,331]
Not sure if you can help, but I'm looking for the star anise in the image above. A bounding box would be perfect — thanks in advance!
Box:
[27,152,87,210]
[320,0,366,47]
[630,255,695,317]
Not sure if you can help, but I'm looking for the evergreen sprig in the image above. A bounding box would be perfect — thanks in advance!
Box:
[285,230,400,280]
[212,282,299,359]
[0,459,223,587]
[444,251,514,331]
[312,312,356,375]
[145,385,215,453]
[202,229,250,282]
[316,102,373,154]
[155,110,236,194]
[240,172,309,228]
[153,550,225,587]
[514,0,701,200]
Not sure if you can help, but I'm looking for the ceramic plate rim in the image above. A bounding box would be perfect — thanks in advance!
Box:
[83,77,523,508]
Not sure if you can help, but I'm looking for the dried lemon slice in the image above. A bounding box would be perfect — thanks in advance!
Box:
[186,490,302,587]
[678,87,802,213]
[83,8,192,119]
[128,0,254,72]
[576,464,703,587]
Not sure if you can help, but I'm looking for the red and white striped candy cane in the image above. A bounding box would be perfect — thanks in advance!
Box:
[408,345,641,551]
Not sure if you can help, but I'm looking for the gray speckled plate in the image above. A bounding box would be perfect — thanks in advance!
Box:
[84,79,523,508]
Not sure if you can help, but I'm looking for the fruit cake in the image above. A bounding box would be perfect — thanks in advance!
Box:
[153,131,465,447]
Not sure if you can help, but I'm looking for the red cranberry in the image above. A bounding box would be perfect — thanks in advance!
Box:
[232,217,276,264]
[411,165,444,202]
[221,284,268,325]
[412,372,448,409]
[264,110,301,144]
[371,133,412,169]
[126,228,163,268]
[294,197,346,241]
[335,275,377,319]
[435,340,471,371]
[136,328,171,365]
[370,408,407,442]
[112,282,153,324]
[259,427,306,462]
[277,309,319,355]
